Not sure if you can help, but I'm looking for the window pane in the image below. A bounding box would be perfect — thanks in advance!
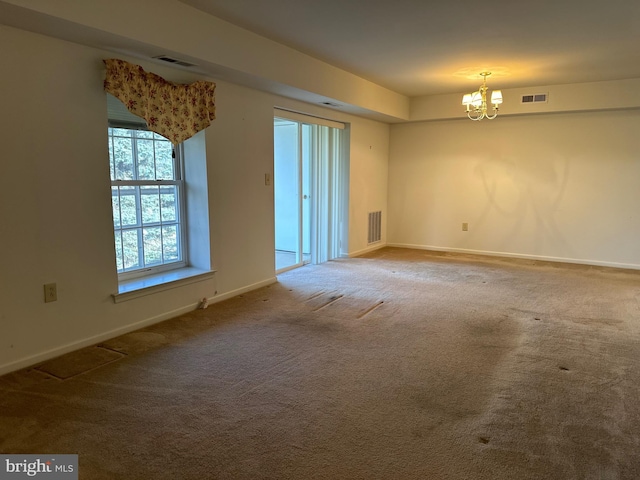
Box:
[155,141,174,180]
[162,225,179,261]
[113,136,134,180]
[108,140,115,180]
[143,227,162,266]
[137,139,155,180]
[114,234,124,272]
[122,229,140,270]
[111,187,121,228]
[119,186,139,227]
[141,186,160,224]
[160,186,177,222]
[135,130,153,139]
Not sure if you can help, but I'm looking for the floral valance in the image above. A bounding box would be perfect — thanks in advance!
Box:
[103,58,216,144]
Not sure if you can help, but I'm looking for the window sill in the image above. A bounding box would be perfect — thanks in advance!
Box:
[112,267,216,304]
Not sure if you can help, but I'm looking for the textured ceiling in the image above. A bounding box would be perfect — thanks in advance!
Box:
[180,0,640,96]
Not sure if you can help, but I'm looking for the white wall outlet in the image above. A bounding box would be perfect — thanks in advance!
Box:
[44,283,57,303]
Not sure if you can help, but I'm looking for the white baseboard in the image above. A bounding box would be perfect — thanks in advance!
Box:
[348,243,387,258]
[0,276,278,377]
[386,243,640,271]
[206,277,277,304]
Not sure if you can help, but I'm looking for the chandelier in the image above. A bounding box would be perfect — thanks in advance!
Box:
[462,72,503,121]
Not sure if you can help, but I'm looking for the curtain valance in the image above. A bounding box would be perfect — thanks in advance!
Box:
[103,58,216,144]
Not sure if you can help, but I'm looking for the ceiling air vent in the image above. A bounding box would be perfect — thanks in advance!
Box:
[153,55,197,67]
[521,93,548,104]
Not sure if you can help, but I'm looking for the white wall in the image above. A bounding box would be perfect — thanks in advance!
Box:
[347,122,390,255]
[0,25,391,374]
[204,78,277,295]
[388,110,640,268]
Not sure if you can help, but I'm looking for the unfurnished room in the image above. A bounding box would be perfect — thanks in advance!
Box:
[1,1,640,478]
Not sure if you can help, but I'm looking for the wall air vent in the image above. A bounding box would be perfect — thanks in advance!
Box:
[368,211,382,245]
[521,93,548,104]
[153,55,197,67]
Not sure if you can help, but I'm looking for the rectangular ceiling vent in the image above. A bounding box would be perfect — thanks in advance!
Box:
[153,55,197,68]
[521,93,548,104]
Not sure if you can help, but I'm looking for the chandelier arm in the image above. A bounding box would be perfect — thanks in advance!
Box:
[485,106,499,120]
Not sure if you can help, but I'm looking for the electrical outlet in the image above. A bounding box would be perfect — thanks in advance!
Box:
[462,223,469,231]
[44,283,57,303]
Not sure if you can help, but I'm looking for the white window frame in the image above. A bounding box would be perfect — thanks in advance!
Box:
[108,124,188,280]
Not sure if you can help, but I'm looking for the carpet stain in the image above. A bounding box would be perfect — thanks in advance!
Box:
[35,346,124,379]
[569,316,623,327]
[311,294,344,312]
[305,290,326,301]
[100,331,169,356]
[0,369,56,391]
[356,300,385,319]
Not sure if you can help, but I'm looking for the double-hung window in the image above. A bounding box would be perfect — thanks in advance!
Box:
[108,126,186,278]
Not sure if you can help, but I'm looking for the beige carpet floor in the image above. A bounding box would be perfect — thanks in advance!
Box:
[1,247,640,479]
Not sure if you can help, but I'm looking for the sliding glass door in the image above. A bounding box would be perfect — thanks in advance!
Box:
[274,112,347,272]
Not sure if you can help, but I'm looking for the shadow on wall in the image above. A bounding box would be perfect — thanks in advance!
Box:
[472,142,573,255]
